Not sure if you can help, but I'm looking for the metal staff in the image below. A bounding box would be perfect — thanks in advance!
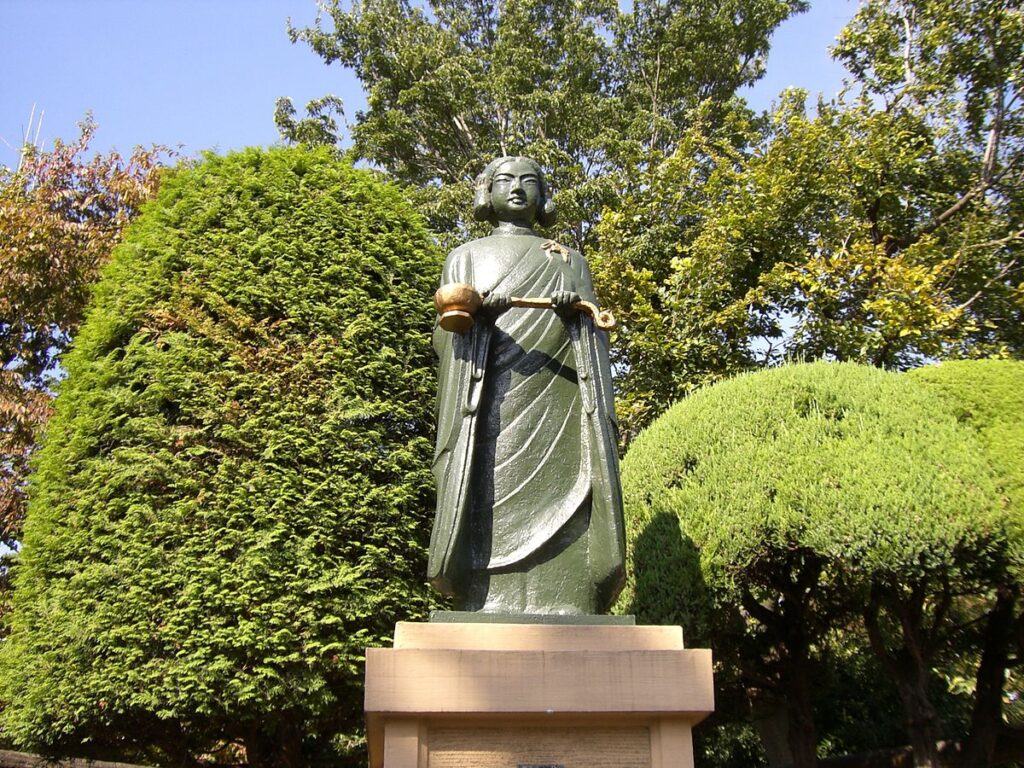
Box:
[434,282,617,333]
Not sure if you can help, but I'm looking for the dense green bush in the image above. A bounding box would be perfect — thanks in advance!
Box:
[908,360,1024,766]
[909,360,1024,549]
[0,146,442,767]
[615,361,1009,768]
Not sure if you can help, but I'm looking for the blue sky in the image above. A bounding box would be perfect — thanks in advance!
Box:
[2,0,853,170]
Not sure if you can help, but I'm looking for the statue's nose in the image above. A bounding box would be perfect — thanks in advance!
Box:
[511,177,523,191]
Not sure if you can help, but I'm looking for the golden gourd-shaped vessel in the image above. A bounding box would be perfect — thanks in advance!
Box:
[434,282,483,333]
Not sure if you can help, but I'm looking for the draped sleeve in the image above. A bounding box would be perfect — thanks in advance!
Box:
[427,244,491,592]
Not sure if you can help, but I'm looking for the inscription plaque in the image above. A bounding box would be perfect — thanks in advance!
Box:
[428,726,650,768]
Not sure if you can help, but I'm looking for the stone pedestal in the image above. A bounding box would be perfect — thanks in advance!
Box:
[364,622,714,768]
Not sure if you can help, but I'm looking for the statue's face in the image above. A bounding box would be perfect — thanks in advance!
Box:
[490,159,542,225]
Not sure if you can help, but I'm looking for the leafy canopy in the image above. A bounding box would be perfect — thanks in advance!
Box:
[909,359,1024,572]
[617,361,1004,629]
[593,0,1023,439]
[282,0,804,248]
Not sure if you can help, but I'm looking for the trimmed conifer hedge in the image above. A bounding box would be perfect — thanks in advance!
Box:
[0,147,442,767]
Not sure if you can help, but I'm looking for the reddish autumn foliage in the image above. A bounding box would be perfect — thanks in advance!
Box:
[0,375,51,543]
[0,116,170,543]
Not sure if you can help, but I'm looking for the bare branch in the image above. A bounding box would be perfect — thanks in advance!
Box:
[955,255,1020,313]
[901,1,917,88]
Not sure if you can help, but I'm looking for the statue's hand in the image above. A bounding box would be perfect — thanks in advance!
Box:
[551,290,582,318]
[481,291,512,317]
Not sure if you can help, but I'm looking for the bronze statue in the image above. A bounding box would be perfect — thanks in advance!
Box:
[428,156,625,615]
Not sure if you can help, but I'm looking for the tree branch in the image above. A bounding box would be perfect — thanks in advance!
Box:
[901,1,917,89]
[863,586,898,676]
[955,254,1020,313]
[741,587,779,627]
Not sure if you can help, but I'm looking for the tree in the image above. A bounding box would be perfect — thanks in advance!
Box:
[283,0,805,250]
[274,94,346,147]
[590,106,771,437]
[0,146,443,767]
[909,360,1024,768]
[615,361,1010,768]
[0,116,168,545]
[593,0,1023,439]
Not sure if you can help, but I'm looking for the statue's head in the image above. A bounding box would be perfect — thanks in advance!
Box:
[473,156,557,228]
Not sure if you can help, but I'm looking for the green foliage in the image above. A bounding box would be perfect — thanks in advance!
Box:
[833,0,1023,139]
[0,146,442,766]
[275,95,346,147]
[595,0,1023,440]
[809,643,908,760]
[591,106,771,437]
[909,360,1024,549]
[618,361,1003,616]
[615,361,1008,766]
[908,360,1024,747]
[286,0,804,249]
[695,715,769,768]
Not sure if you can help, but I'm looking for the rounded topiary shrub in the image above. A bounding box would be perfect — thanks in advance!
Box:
[616,361,1004,627]
[0,146,442,767]
[614,361,1008,766]
[907,359,1024,744]
[908,359,1024,525]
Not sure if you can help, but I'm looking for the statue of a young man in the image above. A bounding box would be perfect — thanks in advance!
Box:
[428,156,625,615]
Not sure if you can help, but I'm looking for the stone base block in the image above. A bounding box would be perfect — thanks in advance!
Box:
[364,622,714,768]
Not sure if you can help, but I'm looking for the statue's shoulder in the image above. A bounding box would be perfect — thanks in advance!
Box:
[566,243,585,262]
[445,233,526,262]
[442,240,475,269]
[460,233,519,250]
[442,236,513,281]
[446,235,499,256]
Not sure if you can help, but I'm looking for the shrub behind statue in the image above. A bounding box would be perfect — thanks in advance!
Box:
[0,147,442,768]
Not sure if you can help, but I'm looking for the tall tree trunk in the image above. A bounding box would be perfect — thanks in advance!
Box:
[244,718,303,768]
[750,677,819,768]
[961,587,1017,768]
[752,698,795,768]
[782,564,821,768]
[892,673,942,768]
[784,652,820,768]
[863,586,945,768]
[743,556,825,768]
[280,718,305,768]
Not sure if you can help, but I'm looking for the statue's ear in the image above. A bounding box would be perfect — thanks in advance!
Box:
[472,173,494,223]
[537,196,557,228]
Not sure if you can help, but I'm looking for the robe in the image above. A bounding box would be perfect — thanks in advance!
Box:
[427,228,625,613]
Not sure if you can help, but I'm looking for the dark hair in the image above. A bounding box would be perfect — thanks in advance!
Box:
[472,155,557,227]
